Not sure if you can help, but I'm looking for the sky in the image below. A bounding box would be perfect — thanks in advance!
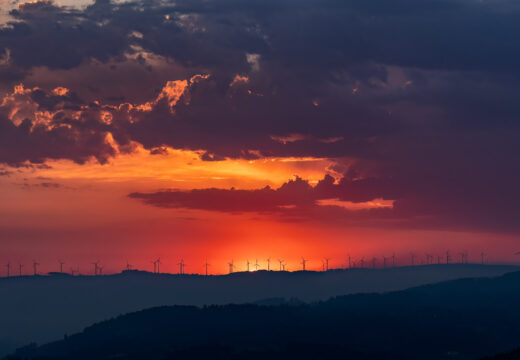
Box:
[1,0,520,274]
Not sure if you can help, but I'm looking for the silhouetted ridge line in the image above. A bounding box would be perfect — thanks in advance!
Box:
[10,271,520,360]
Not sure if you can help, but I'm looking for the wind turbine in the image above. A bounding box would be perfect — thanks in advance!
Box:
[324,258,330,271]
[228,260,235,274]
[151,259,157,274]
[347,254,352,269]
[321,259,325,272]
[125,260,133,271]
[33,260,40,276]
[267,258,271,271]
[446,251,451,264]
[58,260,65,273]
[278,259,284,271]
[372,257,377,269]
[246,259,250,272]
[91,261,99,276]
[410,253,416,266]
[177,259,185,274]
[392,253,396,267]
[156,258,162,274]
[301,257,308,271]
[6,261,10,277]
[204,259,210,276]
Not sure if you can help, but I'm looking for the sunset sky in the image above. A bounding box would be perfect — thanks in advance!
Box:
[1,0,520,274]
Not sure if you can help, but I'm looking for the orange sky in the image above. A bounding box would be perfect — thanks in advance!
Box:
[0,33,519,275]
[1,146,518,275]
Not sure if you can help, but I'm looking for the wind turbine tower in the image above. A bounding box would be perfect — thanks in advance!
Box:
[267,258,271,271]
[228,260,234,274]
[178,259,185,274]
[204,260,210,276]
[6,261,10,277]
[301,257,308,271]
[278,259,283,271]
[58,260,65,273]
[246,259,250,272]
[324,258,330,271]
[254,259,260,271]
[91,261,99,276]
[33,261,39,276]
[156,258,162,274]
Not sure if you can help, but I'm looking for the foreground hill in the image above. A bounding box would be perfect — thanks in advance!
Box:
[9,270,520,360]
[482,348,520,360]
[0,264,516,356]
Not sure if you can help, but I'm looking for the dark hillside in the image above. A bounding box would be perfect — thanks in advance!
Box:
[11,271,520,360]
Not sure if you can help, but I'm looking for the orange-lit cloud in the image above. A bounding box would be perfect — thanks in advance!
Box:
[316,198,394,210]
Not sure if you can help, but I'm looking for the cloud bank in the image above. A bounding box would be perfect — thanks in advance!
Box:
[0,0,519,234]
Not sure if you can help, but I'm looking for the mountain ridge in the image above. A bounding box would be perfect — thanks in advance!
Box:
[9,269,520,360]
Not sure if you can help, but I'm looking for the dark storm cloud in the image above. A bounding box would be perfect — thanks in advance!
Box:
[28,88,83,111]
[0,86,116,165]
[126,174,405,228]
[3,0,132,70]
[129,176,317,212]
[129,174,404,213]
[117,75,395,160]
[2,0,520,81]
[0,0,520,233]
[130,163,520,233]
[0,112,116,165]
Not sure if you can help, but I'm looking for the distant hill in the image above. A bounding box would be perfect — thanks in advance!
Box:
[8,270,520,360]
[482,348,520,360]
